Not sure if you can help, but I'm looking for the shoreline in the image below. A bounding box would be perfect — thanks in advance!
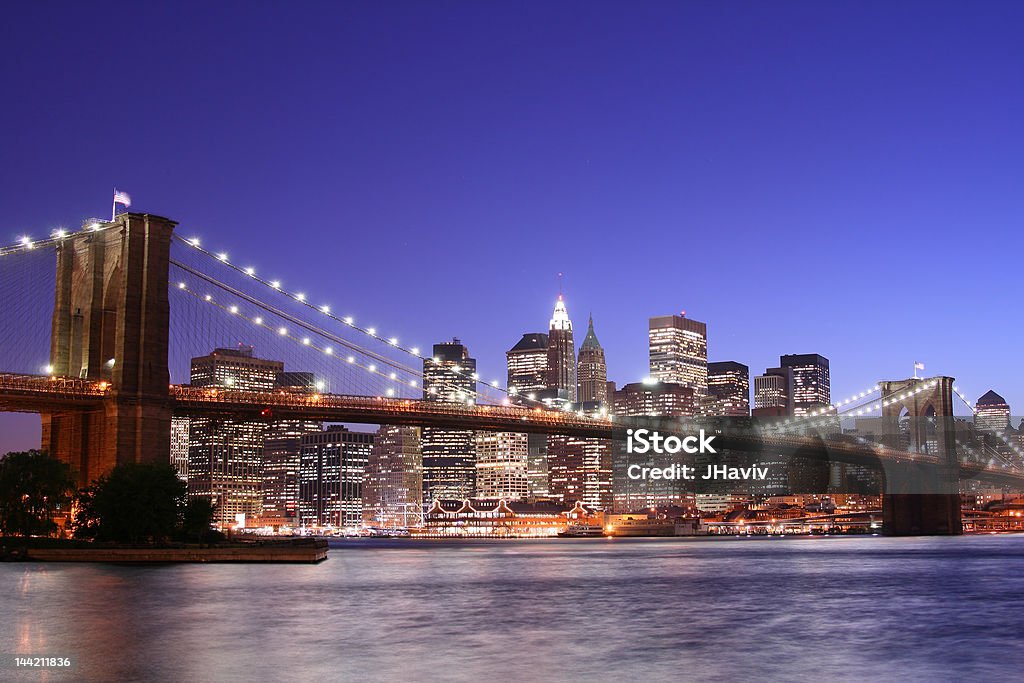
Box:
[2,538,328,563]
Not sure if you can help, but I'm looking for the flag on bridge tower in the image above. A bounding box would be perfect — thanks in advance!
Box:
[914,361,925,378]
[112,188,131,220]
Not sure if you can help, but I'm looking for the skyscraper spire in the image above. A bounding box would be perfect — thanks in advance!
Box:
[581,313,600,350]
[550,295,572,331]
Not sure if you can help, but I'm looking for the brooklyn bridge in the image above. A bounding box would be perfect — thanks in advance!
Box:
[1,212,1020,534]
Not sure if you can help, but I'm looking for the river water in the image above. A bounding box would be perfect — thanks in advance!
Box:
[4,534,1024,682]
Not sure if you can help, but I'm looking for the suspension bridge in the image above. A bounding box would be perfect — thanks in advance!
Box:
[0,211,1022,535]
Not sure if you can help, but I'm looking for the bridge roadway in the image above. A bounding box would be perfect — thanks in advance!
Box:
[2,373,1023,487]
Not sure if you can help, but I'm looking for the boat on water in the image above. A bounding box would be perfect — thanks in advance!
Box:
[558,524,606,538]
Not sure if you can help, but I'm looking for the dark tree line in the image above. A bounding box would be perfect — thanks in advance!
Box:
[0,450,217,544]
[0,450,75,537]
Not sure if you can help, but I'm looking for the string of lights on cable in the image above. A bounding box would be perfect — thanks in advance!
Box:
[172,233,523,403]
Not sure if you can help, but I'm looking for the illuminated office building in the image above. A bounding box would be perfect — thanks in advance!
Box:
[187,346,283,528]
[170,416,190,482]
[754,367,793,415]
[976,390,1011,433]
[548,310,608,509]
[298,426,373,528]
[526,435,550,498]
[507,332,549,404]
[547,296,577,402]
[261,371,323,527]
[780,353,830,417]
[421,339,477,501]
[547,432,612,510]
[611,380,696,512]
[507,332,551,496]
[704,361,750,417]
[577,315,608,405]
[363,425,422,528]
[613,380,696,417]
[475,430,530,501]
[648,314,707,396]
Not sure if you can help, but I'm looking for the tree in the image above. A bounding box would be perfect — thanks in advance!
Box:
[71,463,188,544]
[0,450,76,538]
[180,496,218,544]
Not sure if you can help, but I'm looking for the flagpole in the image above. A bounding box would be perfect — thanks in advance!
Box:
[111,187,116,221]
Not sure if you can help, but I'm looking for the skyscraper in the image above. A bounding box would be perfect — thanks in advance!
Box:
[421,339,477,501]
[507,331,552,498]
[780,354,831,416]
[363,424,422,528]
[577,315,608,405]
[170,416,189,482]
[648,314,708,395]
[474,431,530,500]
[753,366,793,415]
[506,332,549,404]
[703,361,750,417]
[975,390,1011,432]
[261,371,323,528]
[611,380,695,512]
[187,345,283,528]
[298,426,373,528]
[612,380,696,417]
[547,433,612,510]
[547,296,576,402]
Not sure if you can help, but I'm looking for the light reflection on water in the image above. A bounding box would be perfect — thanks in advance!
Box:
[3,535,1024,682]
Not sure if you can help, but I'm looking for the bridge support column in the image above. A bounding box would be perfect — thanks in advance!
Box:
[878,376,962,535]
[42,213,176,484]
[883,493,962,536]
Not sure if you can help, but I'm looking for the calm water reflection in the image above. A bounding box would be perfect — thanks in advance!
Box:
[4,535,1024,682]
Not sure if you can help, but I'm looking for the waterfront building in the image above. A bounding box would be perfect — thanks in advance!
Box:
[648,313,707,396]
[363,424,422,528]
[547,432,612,510]
[421,339,477,501]
[298,426,373,528]
[261,371,323,528]
[475,430,530,501]
[187,345,282,528]
[416,499,599,538]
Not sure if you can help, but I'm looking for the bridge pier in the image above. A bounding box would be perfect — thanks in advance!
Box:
[883,493,962,536]
[42,213,175,484]
[878,377,962,536]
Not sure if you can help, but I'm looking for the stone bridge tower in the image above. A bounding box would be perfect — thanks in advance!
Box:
[878,376,961,535]
[42,213,176,484]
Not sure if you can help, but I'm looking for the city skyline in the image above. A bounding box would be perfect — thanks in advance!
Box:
[0,280,1015,453]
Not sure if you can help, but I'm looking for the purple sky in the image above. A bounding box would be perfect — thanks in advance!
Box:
[2,1,1023,451]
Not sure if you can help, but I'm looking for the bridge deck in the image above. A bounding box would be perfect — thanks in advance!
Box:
[1,373,1022,486]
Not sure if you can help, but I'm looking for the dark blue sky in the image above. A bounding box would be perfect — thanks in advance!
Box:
[2,1,1022,449]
